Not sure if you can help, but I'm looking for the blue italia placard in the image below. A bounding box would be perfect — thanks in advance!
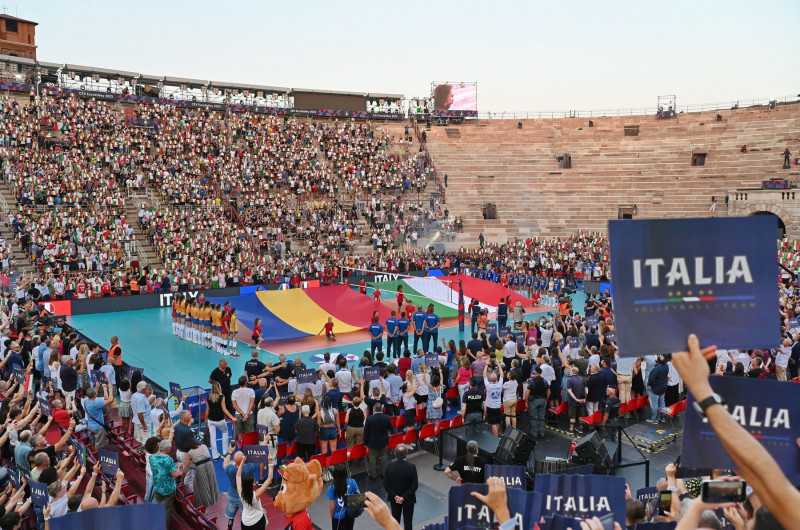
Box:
[609,217,778,356]
[682,376,800,484]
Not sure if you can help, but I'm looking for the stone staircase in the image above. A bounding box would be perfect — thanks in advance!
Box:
[124,192,163,269]
[0,182,36,272]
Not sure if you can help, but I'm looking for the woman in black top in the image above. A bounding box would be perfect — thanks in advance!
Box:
[278,396,299,444]
[344,396,366,448]
[207,382,234,460]
[295,405,318,461]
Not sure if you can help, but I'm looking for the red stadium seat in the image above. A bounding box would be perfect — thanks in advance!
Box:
[239,431,259,448]
[451,415,463,428]
[347,444,367,463]
[327,448,348,467]
[310,454,327,469]
[579,411,602,427]
[387,433,404,451]
[547,402,568,429]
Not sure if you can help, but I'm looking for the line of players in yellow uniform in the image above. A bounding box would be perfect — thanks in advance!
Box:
[171,294,240,357]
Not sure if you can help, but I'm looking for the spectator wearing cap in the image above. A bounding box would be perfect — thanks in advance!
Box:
[131,381,154,445]
[82,385,115,450]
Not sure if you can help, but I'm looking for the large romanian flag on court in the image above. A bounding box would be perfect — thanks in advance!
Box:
[207,285,394,341]
[207,276,533,342]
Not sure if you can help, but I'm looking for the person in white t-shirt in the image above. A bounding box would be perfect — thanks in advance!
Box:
[483,363,504,437]
[540,324,554,349]
[502,371,519,429]
[231,376,256,441]
[775,338,792,381]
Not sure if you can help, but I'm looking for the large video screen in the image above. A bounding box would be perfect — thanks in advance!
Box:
[433,84,477,111]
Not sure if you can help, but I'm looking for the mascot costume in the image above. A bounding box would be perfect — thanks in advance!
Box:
[274,457,323,529]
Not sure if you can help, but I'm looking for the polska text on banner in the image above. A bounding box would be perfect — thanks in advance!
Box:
[608,217,778,356]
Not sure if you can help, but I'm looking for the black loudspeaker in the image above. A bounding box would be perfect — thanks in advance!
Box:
[494,426,536,467]
[573,432,613,472]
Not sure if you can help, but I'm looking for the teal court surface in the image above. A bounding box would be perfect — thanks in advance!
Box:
[68,291,587,392]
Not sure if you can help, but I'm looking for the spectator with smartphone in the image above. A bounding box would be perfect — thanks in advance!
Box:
[671,334,800,529]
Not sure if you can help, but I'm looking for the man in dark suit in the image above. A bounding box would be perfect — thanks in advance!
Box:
[384,444,418,530]
[363,403,394,479]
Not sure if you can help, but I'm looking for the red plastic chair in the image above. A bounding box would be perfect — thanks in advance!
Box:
[579,411,603,428]
[659,399,687,430]
[338,411,347,425]
[286,442,297,458]
[276,443,287,460]
[387,433,404,451]
[347,443,367,462]
[414,408,426,424]
[437,419,451,433]
[238,431,259,448]
[418,423,436,441]
[310,454,327,469]
[451,414,463,428]
[402,429,418,447]
[516,398,528,412]
[328,448,348,467]
[547,401,569,429]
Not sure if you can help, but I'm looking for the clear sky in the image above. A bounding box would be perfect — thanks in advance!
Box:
[16,0,800,113]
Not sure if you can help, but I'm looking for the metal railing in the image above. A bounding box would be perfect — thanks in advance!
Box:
[412,120,445,203]
[477,94,800,120]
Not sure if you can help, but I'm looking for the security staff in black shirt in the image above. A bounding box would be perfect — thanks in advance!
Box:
[244,350,266,389]
[445,440,486,484]
[461,378,484,433]
[601,386,622,439]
